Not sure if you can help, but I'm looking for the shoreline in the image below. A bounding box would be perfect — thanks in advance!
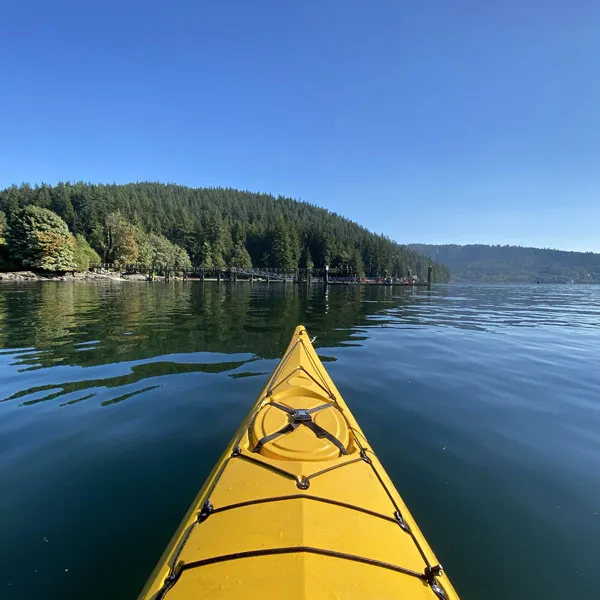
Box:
[0,271,441,285]
[0,271,144,282]
[0,271,236,282]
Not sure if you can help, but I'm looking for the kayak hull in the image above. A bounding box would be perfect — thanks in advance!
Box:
[138,326,459,600]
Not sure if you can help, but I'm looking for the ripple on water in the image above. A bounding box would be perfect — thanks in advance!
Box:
[0,282,599,600]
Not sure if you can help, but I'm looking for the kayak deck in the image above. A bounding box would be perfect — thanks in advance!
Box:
[138,326,459,600]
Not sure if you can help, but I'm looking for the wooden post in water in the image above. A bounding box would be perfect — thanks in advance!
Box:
[427,265,433,287]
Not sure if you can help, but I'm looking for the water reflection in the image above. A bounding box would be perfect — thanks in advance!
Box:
[0,282,411,406]
[2,357,254,406]
[0,283,401,367]
[2,282,599,408]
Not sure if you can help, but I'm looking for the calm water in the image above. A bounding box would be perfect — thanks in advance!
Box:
[1,281,599,599]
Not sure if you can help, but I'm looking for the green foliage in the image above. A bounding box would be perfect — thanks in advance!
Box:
[351,248,365,276]
[229,242,252,269]
[410,244,600,283]
[301,246,314,270]
[136,230,191,274]
[0,211,18,269]
[198,240,214,268]
[145,233,172,272]
[268,220,295,270]
[203,212,228,268]
[0,210,6,246]
[173,245,192,271]
[51,182,77,231]
[7,206,76,271]
[0,247,16,271]
[73,234,101,270]
[0,182,449,280]
[104,211,139,265]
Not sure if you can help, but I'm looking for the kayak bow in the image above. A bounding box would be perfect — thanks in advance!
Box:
[138,325,459,600]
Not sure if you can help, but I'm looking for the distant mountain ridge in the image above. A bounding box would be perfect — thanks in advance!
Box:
[408,244,600,283]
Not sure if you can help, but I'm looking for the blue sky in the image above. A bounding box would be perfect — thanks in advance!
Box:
[1,1,599,251]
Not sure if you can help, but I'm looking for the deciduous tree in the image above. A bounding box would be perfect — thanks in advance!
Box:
[105,212,138,265]
[73,234,101,270]
[7,206,76,271]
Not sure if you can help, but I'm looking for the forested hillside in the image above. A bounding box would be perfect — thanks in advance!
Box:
[0,182,449,279]
[409,244,600,283]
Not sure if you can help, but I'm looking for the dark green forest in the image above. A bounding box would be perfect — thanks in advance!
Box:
[0,182,449,279]
[410,244,600,283]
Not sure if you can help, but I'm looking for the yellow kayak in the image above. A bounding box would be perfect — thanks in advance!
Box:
[138,325,459,600]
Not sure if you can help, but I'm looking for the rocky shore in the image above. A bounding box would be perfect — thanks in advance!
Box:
[0,270,149,282]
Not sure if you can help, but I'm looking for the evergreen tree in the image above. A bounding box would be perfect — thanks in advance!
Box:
[231,222,246,245]
[51,183,77,231]
[199,240,214,268]
[204,212,229,267]
[246,221,266,266]
[350,248,364,276]
[229,241,252,269]
[301,246,314,270]
[2,185,21,217]
[269,220,294,269]
[0,182,451,280]
[36,184,52,209]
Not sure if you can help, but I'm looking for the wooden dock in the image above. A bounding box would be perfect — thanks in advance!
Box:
[90,264,436,286]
